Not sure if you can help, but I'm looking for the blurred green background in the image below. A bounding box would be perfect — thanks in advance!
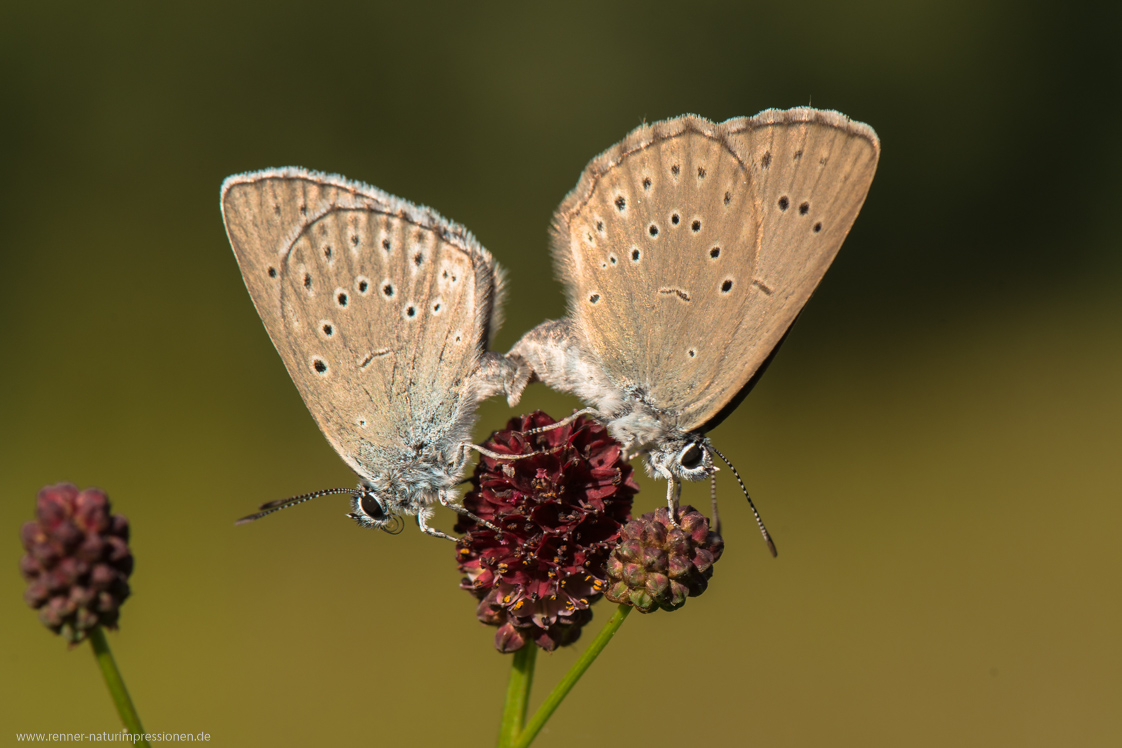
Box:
[2,1,1119,745]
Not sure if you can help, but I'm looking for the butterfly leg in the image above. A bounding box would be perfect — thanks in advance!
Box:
[523,408,599,436]
[416,507,457,542]
[462,442,538,461]
[655,464,683,528]
[439,494,502,534]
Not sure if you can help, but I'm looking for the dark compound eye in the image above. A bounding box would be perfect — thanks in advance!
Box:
[359,493,386,521]
[680,443,704,470]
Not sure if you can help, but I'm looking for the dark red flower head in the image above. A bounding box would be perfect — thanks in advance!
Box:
[456,412,638,653]
[20,483,134,643]
[604,505,723,613]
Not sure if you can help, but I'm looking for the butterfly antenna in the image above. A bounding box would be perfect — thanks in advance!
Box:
[709,473,722,536]
[710,446,778,557]
[235,487,358,525]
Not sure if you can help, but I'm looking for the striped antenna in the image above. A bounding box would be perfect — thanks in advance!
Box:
[235,487,358,525]
[709,473,722,536]
[710,446,777,558]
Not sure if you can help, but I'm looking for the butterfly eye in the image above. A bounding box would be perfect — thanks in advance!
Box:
[679,443,704,470]
[358,492,387,521]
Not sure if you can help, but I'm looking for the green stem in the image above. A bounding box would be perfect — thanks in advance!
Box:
[512,605,632,748]
[89,627,150,747]
[498,644,537,747]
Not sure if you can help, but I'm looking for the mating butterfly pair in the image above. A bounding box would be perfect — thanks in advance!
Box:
[221,107,880,550]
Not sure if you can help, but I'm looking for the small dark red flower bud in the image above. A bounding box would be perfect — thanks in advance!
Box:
[604,505,723,613]
[456,412,638,652]
[19,483,134,643]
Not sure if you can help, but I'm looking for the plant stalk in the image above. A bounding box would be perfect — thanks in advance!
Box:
[498,644,537,747]
[89,627,149,747]
[512,604,631,748]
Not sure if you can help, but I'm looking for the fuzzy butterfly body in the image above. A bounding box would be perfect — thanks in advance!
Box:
[222,168,511,538]
[506,108,880,544]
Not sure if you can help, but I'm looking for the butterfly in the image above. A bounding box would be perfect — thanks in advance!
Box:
[503,108,880,553]
[221,168,518,539]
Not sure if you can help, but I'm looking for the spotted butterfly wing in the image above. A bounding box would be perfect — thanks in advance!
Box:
[551,108,879,431]
[221,168,503,478]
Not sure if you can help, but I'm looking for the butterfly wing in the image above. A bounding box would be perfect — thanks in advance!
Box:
[221,168,503,478]
[550,108,879,431]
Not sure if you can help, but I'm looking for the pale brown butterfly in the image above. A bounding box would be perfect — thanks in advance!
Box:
[503,107,881,553]
[222,169,519,539]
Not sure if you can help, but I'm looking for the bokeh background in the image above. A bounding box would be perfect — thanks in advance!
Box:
[3,2,1119,745]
